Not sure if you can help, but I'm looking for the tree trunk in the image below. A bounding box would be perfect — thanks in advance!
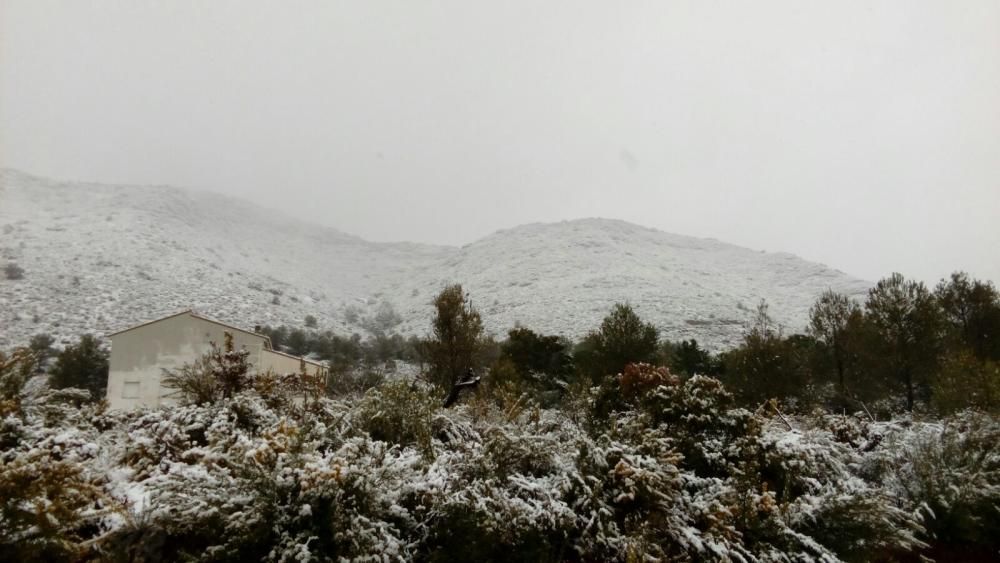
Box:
[904,366,914,412]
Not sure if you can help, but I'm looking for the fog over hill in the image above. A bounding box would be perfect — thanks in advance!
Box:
[0,169,870,350]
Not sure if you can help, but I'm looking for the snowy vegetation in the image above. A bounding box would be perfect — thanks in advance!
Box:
[3,348,997,561]
[3,280,999,561]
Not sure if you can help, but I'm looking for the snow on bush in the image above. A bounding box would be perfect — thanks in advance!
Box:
[1,356,997,561]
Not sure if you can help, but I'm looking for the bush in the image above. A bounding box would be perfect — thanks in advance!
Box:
[3,263,24,280]
[869,411,1000,557]
[0,349,35,416]
[932,351,1000,414]
[354,381,438,458]
[161,332,251,404]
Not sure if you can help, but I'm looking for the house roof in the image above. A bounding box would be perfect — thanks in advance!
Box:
[262,348,328,369]
[106,309,274,349]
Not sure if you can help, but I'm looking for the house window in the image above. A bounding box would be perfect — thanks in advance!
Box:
[122,381,141,399]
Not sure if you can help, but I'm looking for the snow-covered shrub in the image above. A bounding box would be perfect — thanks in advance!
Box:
[6,340,998,562]
[100,394,421,561]
[0,348,34,416]
[0,438,105,560]
[354,381,437,458]
[867,410,1000,557]
[752,422,926,561]
[642,372,759,479]
[0,384,110,561]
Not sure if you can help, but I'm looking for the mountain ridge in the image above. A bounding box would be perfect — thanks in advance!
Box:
[0,168,870,350]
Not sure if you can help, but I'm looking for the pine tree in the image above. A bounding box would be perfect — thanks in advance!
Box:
[670,339,713,376]
[726,300,799,404]
[809,290,860,396]
[48,335,109,401]
[427,284,484,389]
[865,273,943,411]
[579,303,659,380]
[935,272,1000,362]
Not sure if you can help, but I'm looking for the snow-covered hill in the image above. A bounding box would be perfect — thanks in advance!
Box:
[0,169,870,350]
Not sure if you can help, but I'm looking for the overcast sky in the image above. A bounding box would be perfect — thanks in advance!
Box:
[2,1,997,285]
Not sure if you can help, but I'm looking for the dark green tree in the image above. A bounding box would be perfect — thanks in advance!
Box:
[935,272,1000,362]
[577,303,659,381]
[501,327,574,386]
[809,290,860,396]
[28,334,56,373]
[670,339,714,376]
[865,273,943,411]
[426,284,484,389]
[724,300,810,406]
[48,335,109,401]
[284,328,309,357]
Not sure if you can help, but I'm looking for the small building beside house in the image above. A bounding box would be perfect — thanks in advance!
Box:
[106,309,326,410]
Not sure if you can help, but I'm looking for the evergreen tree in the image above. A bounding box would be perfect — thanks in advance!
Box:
[28,334,56,373]
[865,273,943,411]
[670,339,713,376]
[48,335,109,401]
[501,327,574,384]
[427,284,484,389]
[809,290,860,396]
[284,328,310,357]
[578,303,659,380]
[725,300,802,405]
[935,272,1000,362]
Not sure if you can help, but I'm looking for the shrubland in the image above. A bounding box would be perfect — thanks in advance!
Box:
[2,273,998,561]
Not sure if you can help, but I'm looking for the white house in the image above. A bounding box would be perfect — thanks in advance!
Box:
[106,309,327,410]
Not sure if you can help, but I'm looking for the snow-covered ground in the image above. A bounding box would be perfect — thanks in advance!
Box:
[0,169,870,349]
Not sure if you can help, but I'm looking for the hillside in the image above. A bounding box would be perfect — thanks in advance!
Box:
[0,169,870,350]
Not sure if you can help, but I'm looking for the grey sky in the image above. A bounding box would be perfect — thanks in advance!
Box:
[2,1,998,285]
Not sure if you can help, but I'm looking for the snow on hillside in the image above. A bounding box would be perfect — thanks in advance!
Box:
[0,169,870,350]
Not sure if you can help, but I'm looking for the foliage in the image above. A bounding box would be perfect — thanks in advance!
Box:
[577,303,658,382]
[935,272,1000,362]
[4,270,1000,560]
[354,381,438,458]
[809,290,860,395]
[669,338,717,376]
[426,284,485,390]
[865,273,944,411]
[866,410,1000,559]
[161,332,252,404]
[932,351,1000,414]
[48,334,109,401]
[5,338,997,561]
[28,333,56,372]
[497,327,574,403]
[725,301,813,406]
[0,348,36,416]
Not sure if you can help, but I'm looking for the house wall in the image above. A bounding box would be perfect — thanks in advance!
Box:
[107,313,268,410]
